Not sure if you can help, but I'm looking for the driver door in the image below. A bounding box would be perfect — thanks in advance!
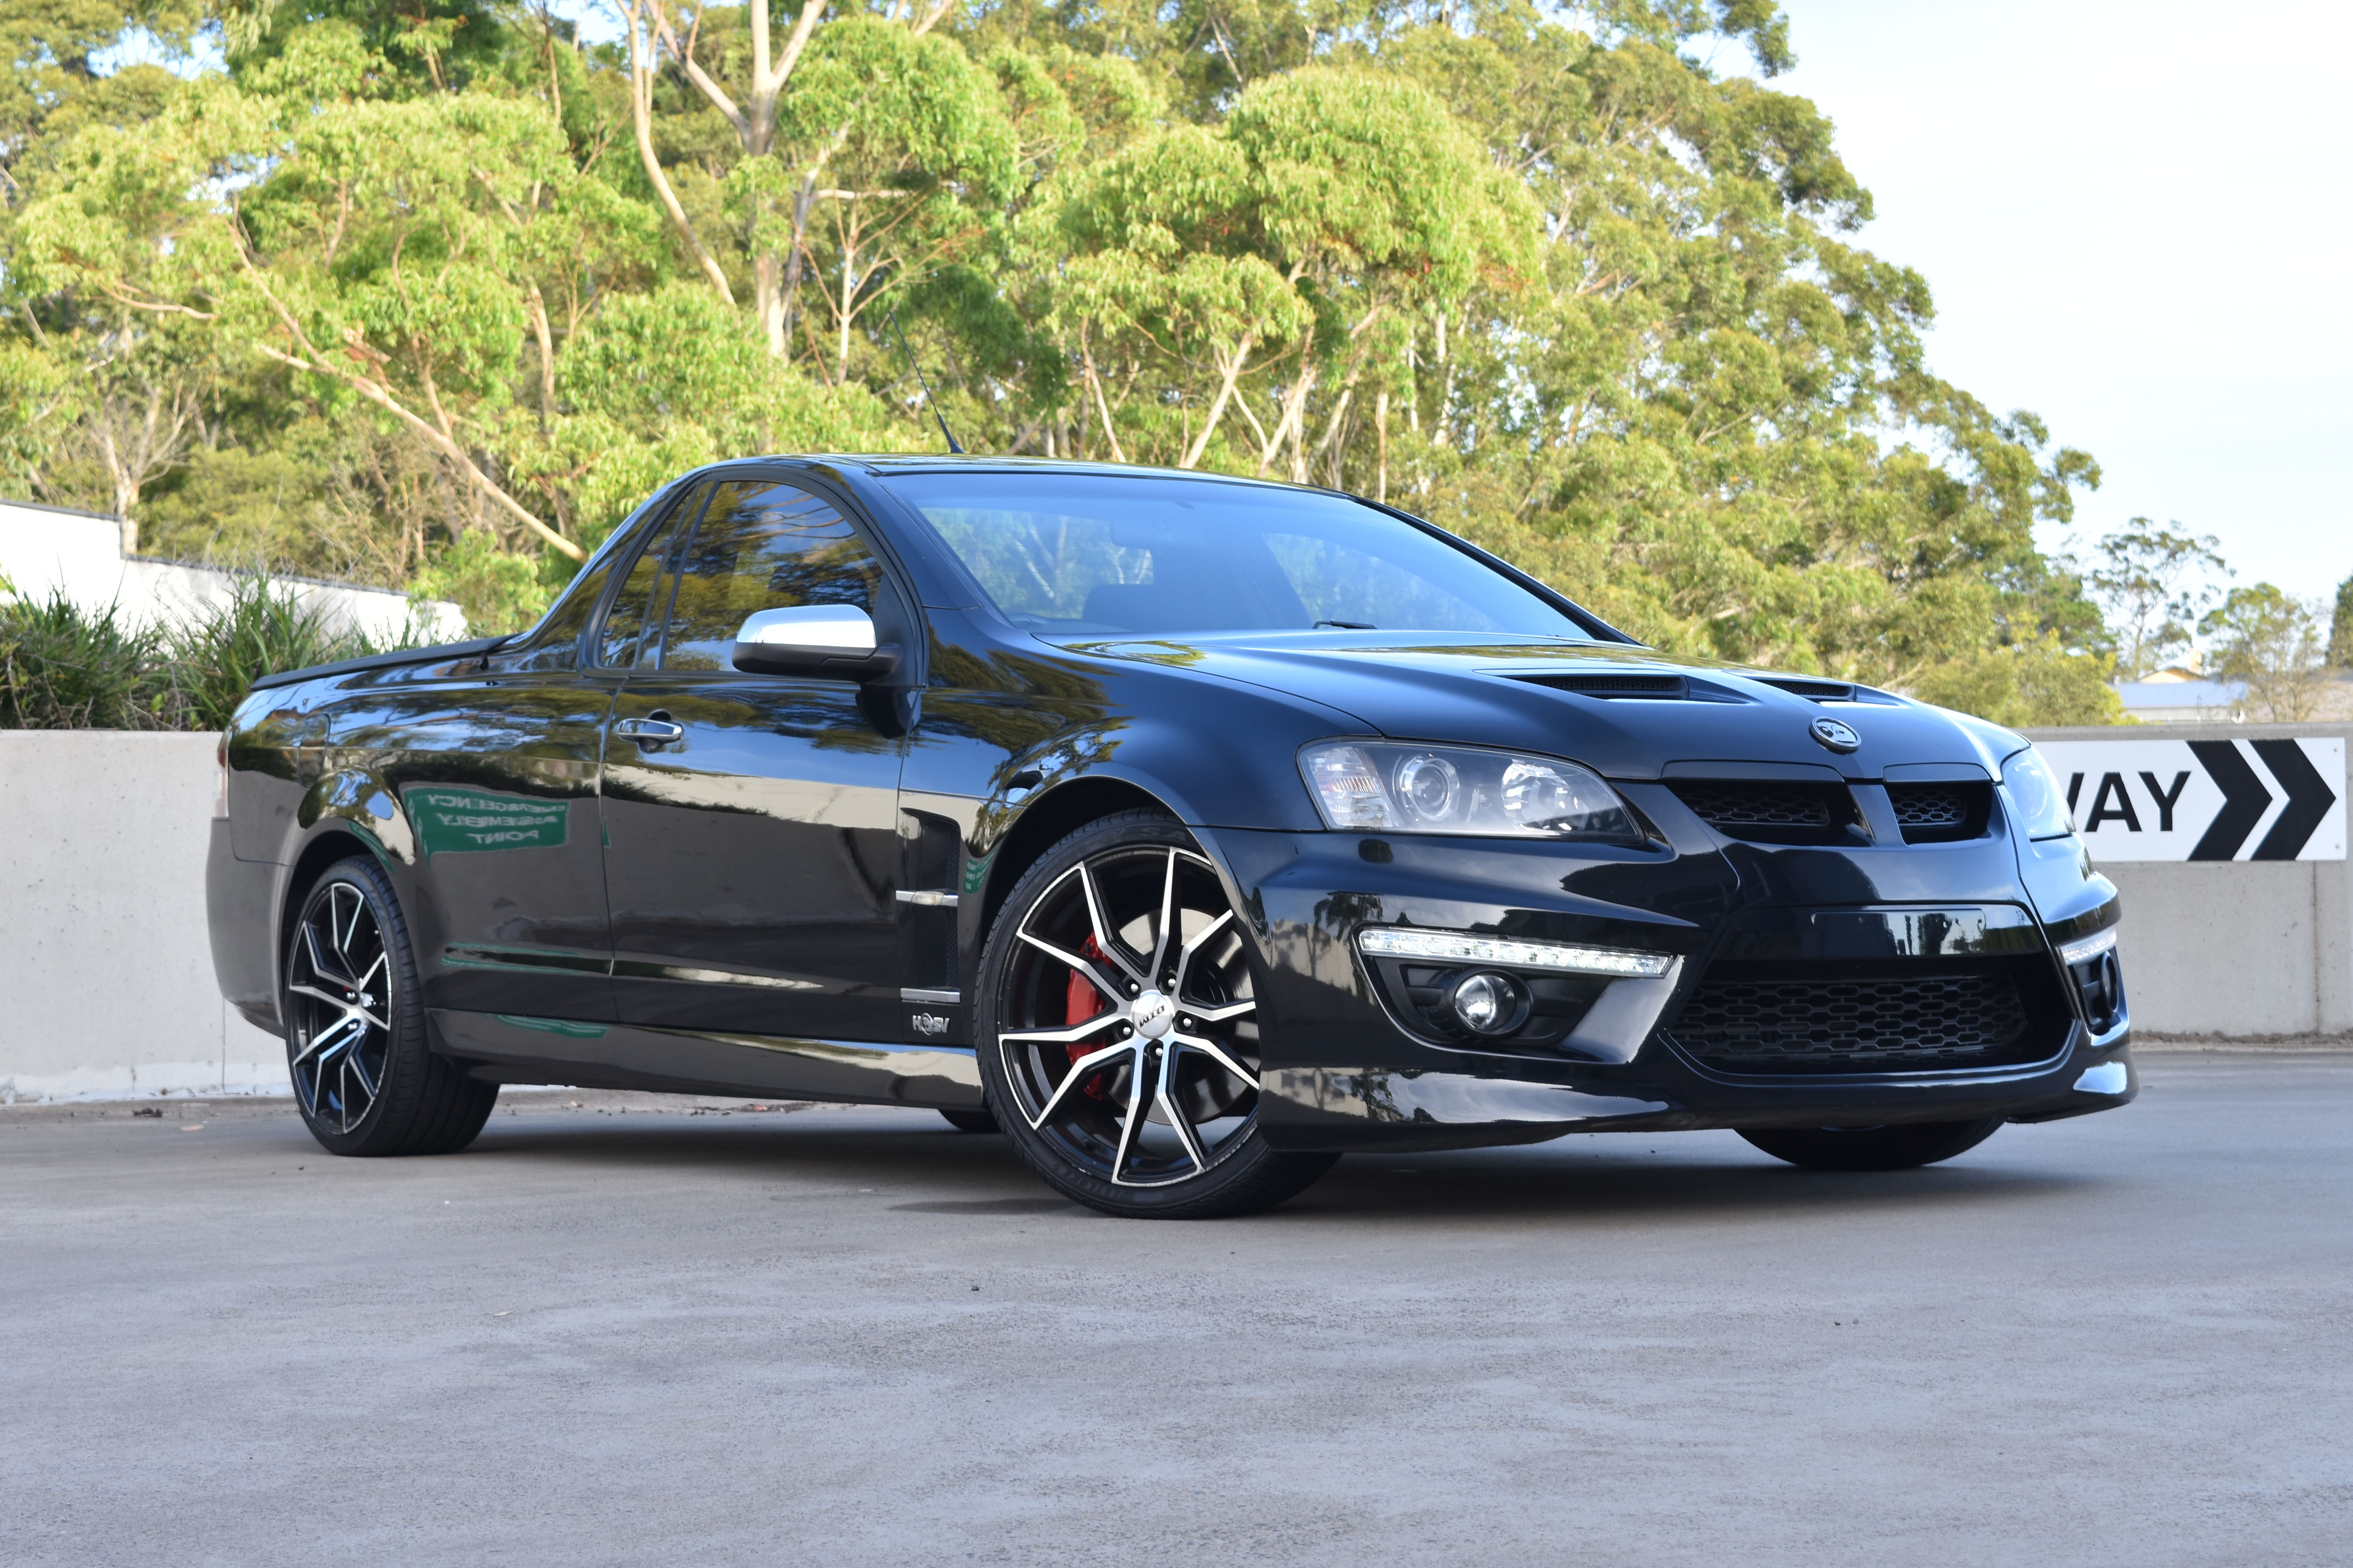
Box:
[599,477,912,1041]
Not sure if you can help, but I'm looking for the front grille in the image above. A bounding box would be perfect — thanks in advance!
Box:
[1667,969,2036,1073]
[1670,780,1856,844]
[1886,781,1990,843]
[1889,782,1967,827]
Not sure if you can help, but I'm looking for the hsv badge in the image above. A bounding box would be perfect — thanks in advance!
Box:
[1810,717,1862,754]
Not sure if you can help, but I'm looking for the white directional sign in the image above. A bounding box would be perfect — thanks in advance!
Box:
[2032,737,2345,862]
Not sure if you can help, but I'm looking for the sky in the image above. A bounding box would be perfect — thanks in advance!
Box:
[1735,0,2353,606]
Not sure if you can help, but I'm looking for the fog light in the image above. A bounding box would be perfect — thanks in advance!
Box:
[1449,971,1529,1036]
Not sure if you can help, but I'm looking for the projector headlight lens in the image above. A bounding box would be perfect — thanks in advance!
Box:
[1302,741,1639,842]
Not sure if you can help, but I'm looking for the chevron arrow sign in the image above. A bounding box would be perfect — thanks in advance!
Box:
[2031,737,2345,861]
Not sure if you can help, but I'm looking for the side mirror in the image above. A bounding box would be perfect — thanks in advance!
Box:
[731,605,901,681]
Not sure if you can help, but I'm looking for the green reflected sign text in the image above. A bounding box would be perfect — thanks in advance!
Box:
[404,787,568,857]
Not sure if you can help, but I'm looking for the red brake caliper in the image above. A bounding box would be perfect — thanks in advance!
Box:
[1066,936,1113,1099]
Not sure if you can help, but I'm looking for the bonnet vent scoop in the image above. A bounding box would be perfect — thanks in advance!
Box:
[1511,672,1747,702]
[1752,677,1904,705]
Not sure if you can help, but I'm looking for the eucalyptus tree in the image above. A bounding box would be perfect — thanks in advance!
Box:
[1055,66,1529,479]
[2082,524,2230,680]
[15,22,655,562]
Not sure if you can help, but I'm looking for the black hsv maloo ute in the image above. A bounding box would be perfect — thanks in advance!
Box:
[207,458,2134,1217]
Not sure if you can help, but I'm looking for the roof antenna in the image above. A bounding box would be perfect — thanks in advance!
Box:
[887,305,964,455]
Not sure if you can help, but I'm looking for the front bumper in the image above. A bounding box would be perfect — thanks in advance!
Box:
[1202,826,2134,1153]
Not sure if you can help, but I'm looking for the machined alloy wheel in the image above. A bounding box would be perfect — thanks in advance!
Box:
[977,812,1337,1217]
[282,856,498,1157]
[286,876,393,1134]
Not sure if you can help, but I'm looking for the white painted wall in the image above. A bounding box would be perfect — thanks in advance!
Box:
[0,497,463,644]
[0,734,287,1101]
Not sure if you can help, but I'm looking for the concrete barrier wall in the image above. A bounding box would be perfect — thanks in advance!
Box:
[2023,721,2352,1037]
[3,723,2343,1102]
[0,734,287,1101]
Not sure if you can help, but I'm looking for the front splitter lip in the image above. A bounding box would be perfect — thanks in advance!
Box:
[1257,1033,2137,1152]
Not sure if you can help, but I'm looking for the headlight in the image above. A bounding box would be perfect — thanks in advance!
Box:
[2000,747,2076,839]
[1301,741,1640,842]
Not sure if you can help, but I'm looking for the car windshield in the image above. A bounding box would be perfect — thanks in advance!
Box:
[880,471,1591,641]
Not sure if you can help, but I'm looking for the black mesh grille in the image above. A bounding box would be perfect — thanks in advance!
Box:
[1668,970,2033,1073]
[1672,780,1838,829]
[1885,781,1989,843]
[1888,782,1968,827]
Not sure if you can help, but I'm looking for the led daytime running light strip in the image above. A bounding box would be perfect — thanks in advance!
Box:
[1358,927,1674,978]
[2057,927,2119,967]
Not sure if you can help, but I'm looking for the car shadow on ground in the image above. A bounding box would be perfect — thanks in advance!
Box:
[440,1109,2104,1227]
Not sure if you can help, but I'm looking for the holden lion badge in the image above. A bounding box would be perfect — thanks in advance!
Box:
[1810,716,1861,754]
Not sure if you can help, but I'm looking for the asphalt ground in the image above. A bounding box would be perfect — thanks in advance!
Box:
[3,1049,2349,1567]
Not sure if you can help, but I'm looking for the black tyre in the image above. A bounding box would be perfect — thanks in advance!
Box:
[282,855,497,1157]
[1739,1118,2003,1172]
[975,810,1338,1219]
[940,1108,1000,1134]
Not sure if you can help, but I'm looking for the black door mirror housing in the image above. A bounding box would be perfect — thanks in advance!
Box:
[731,605,901,681]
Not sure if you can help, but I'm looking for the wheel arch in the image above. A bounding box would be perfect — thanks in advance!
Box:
[975,776,1179,941]
[276,824,395,982]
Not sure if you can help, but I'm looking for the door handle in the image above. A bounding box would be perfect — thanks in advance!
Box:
[615,713,684,748]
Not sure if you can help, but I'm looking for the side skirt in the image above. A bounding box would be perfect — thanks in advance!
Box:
[428,1008,983,1109]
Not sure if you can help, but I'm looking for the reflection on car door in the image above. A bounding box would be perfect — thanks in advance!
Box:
[600,477,910,1041]
[347,549,634,1023]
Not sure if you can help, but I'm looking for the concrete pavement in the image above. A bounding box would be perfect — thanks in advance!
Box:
[4,1050,2349,1566]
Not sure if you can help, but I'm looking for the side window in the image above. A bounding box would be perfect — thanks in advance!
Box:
[503,561,607,673]
[595,482,711,668]
[658,483,886,672]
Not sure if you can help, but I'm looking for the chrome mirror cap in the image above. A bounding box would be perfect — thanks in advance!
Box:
[735,604,877,655]
[731,605,899,681]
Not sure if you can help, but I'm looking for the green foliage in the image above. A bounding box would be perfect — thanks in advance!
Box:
[0,572,418,731]
[0,589,174,729]
[1908,634,2126,729]
[410,528,552,636]
[1,0,2149,727]
[2330,575,2353,668]
[2083,523,2230,680]
[2203,584,2330,722]
[166,572,382,731]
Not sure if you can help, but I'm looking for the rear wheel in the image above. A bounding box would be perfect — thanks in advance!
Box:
[976,811,1337,1219]
[1739,1118,2002,1172]
[282,856,497,1157]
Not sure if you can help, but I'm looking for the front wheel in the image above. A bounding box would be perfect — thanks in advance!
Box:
[1739,1118,2003,1172]
[976,811,1337,1219]
[282,856,497,1157]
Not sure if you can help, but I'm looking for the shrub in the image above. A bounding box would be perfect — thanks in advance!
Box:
[0,590,178,729]
[0,573,418,731]
[167,574,382,733]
